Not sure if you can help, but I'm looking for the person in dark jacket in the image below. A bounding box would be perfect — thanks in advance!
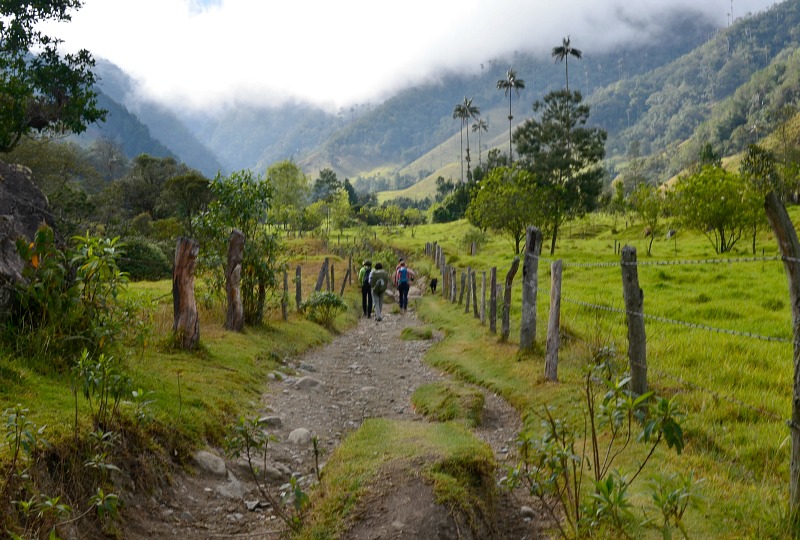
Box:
[369,262,390,322]
[358,260,372,318]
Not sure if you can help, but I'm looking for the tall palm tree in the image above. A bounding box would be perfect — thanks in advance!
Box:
[551,36,582,92]
[496,69,525,163]
[453,97,479,182]
[471,117,488,169]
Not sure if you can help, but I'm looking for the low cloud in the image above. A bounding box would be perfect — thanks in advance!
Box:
[47,0,781,112]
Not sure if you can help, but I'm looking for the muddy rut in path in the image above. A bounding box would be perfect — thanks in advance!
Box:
[123,301,542,539]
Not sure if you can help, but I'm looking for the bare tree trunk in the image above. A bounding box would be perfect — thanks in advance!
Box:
[621,246,647,395]
[520,227,543,351]
[545,260,563,382]
[224,229,245,331]
[764,191,800,515]
[173,237,200,349]
[501,257,520,342]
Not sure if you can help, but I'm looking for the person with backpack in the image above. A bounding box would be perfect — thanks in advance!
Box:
[369,262,390,322]
[394,260,415,312]
[358,260,373,318]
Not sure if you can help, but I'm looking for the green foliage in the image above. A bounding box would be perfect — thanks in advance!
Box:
[669,165,752,253]
[502,361,691,538]
[8,226,137,368]
[628,183,664,255]
[0,1,105,152]
[72,350,131,431]
[118,237,171,281]
[467,166,545,253]
[194,170,282,325]
[411,381,485,427]
[513,89,607,254]
[225,416,307,531]
[300,291,347,329]
[644,472,705,539]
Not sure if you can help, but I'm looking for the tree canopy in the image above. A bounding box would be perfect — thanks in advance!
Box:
[0,0,105,152]
[513,89,606,254]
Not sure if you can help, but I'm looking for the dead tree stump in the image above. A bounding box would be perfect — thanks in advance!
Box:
[224,229,245,331]
[173,237,200,349]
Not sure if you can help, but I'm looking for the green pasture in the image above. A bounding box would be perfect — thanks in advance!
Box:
[373,211,800,538]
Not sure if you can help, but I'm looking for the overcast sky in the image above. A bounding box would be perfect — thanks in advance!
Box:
[46,0,782,112]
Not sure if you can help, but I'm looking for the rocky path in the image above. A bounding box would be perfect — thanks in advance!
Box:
[124,300,540,539]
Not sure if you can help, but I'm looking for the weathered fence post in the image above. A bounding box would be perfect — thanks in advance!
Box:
[764,191,800,514]
[173,237,200,349]
[480,271,486,325]
[329,263,335,293]
[281,270,289,321]
[348,254,353,285]
[489,267,497,334]
[315,258,329,292]
[340,268,350,296]
[450,267,457,303]
[520,226,543,351]
[501,257,520,342]
[224,229,245,331]
[472,269,479,318]
[464,268,471,313]
[459,271,466,305]
[621,245,647,395]
[295,265,302,310]
[545,260,563,382]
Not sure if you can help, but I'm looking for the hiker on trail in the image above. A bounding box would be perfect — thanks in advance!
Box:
[358,260,373,318]
[394,260,415,312]
[369,262,390,322]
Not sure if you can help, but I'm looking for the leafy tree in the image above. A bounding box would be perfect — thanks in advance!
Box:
[194,171,281,324]
[471,148,510,183]
[628,183,663,255]
[452,97,479,182]
[467,166,545,254]
[739,144,779,253]
[162,171,212,237]
[431,182,472,224]
[551,36,582,92]
[513,90,607,254]
[88,137,129,183]
[496,68,525,162]
[0,0,105,152]
[669,165,750,253]
[342,178,358,206]
[116,154,190,220]
[267,160,309,230]
[310,168,340,202]
[329,188,353,235]
[403,207,426,238]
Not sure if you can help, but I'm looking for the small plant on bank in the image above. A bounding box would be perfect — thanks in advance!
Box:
[300,291,347,329]
[502,360,693,538]
[225,416,311,531]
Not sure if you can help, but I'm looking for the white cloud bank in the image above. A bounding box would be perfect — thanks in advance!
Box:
[46,0,782,111]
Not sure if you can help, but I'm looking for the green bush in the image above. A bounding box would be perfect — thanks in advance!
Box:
[300,291,347,329]
[118,237,172,281]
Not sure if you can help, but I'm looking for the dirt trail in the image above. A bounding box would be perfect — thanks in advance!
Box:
[123,292,541,539]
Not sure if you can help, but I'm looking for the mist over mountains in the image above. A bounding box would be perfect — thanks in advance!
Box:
[84,1,796,193]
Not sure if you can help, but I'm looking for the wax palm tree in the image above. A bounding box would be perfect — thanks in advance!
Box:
[453,97,480,182]
[496,69,525,163]
[471,117,488,169]
[551,35,582,92]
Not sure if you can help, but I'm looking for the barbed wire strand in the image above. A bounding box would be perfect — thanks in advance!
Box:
[562,297,794,345]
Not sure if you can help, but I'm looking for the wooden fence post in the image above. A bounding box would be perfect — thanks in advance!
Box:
[764,191,800,514]
[472,269,479,318]
[340,268,350,296]
[224,229,245,332]
[315,258,329,292]
[501,257,520,342]
[520,226,543,351]
[480,271,486,325]
[329,263,335,292]
[464,268,471,313]
[489,267,497,334]
[281,270,289,321]
[621,245,647,395]
[545,260,563,382]
[295,266,302,310]
[459,271,466,305]
[173,237,200,349]
[450,267,457,303]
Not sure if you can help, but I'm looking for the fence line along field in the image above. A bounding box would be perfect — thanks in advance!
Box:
[385,207,800,538]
